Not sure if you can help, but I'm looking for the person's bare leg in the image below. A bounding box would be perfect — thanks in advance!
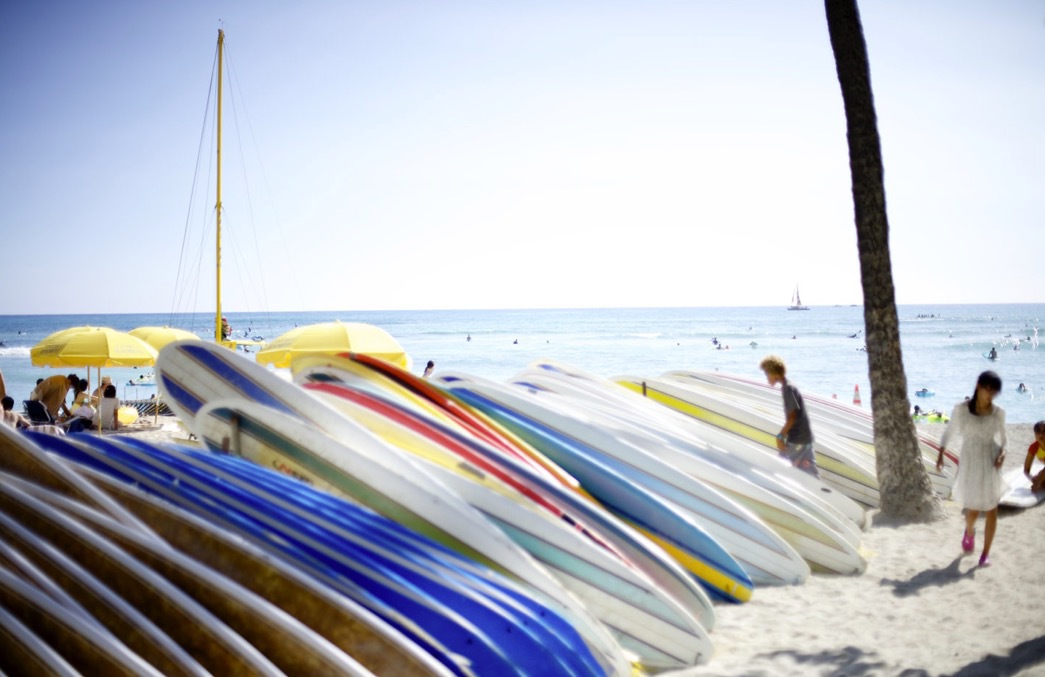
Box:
[965,509,979,537]
[981,508,998,560]
[962,509,979,553]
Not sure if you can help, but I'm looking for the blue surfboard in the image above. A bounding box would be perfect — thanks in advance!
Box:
[34,430,601,677]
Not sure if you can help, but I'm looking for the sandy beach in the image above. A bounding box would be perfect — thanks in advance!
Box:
[671,422,1045,677]
[111,418,1045,677]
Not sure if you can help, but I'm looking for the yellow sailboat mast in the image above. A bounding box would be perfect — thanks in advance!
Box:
[215,28,224,344]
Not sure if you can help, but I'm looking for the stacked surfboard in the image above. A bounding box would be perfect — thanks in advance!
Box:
[0,423,445,676]
[1,341,941,675]
[610,368,958,508]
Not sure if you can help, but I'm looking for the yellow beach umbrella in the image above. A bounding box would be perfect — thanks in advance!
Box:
[37,325,104,344]
[31,326,159,430]
[255,321,411,370]
[31,327,158,369]
[129,326,200,352]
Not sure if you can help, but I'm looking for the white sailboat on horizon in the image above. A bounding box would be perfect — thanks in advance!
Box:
[788,285,809,311]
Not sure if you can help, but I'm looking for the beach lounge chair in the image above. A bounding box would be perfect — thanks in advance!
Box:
[16,400,65,436]
[23,400,54,425]
[125,397,174,417]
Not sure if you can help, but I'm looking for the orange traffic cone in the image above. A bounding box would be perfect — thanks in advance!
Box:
[853,384,862,406]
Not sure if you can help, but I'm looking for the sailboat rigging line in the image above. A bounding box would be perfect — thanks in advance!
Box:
[167,30,285,343]
[222,41,304,320]
[172,99,217,336]
[217,38,275,332]
[223,47,274,328]
[219,211,266,334]
[170,39,221,330]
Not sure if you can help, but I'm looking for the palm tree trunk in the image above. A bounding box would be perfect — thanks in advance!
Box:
[824,0,943,521]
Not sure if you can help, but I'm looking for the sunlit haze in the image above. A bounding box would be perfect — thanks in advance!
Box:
[2,1,1042,315]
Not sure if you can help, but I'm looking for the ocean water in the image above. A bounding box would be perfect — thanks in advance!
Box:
[1,304,1042,423]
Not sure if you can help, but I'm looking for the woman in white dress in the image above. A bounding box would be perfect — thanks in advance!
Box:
[936,371,1007,567]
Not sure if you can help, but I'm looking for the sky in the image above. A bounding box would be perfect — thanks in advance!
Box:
[1,1,1042,315]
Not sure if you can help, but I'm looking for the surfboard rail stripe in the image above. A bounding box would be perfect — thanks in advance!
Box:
[44,432,590,676]
[446,386,755,603]
[445,377,810,587]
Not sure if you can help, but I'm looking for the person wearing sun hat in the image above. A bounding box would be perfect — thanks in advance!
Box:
[90,375,113,406]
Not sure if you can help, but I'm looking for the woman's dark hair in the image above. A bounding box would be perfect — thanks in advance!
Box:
[104,384,117,398]
[968,370,1002,415]
[77,378,89,392]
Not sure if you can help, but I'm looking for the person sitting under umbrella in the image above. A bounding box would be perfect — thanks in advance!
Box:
[90,375,113,406]
[96,384,121,430]
[70,378,91,411]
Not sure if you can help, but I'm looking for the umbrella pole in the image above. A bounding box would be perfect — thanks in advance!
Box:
[96,366,102,433]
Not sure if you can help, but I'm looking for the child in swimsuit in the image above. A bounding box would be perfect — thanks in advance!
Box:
[1023,421,1045,493]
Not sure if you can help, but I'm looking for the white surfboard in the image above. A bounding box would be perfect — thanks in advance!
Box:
[1000,460,1045,508]
[156,341,630,675]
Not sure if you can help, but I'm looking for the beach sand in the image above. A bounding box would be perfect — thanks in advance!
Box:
[112,419,1045,676]
[115,415,194,445]
[674,422,1045,677]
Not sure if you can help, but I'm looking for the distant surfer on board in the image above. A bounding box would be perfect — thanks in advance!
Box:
[988,346,997,360]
